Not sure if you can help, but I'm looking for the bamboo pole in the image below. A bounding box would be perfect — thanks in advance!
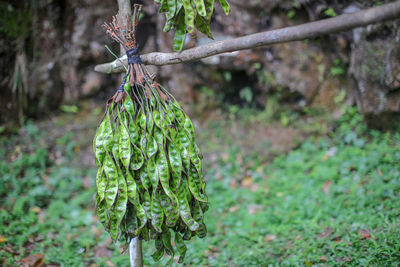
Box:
[116,0,143,266]
[95,0,400,73]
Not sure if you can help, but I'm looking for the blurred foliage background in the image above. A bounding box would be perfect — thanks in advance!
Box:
[1,0,400,266]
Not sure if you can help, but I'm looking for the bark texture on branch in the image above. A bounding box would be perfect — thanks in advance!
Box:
[95,1,400,73]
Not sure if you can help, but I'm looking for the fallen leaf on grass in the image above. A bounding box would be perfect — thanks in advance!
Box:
[318,226,333,239]
[304,259,312,266]
[230,180,237,189]
[229,205,240,213]
[247,204,263,215]
[31,207,41,213]
[19,253,44,267]
[0,235,7,243]
[336,256,351,263]
[264,235,276,243]
[320,255,327,262]
[241,176,253,188]
[323,180,332,194]
[358,229,371,239]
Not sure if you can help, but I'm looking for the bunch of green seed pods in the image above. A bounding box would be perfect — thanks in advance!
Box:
[154,0,231,51]
[93,76,208,263]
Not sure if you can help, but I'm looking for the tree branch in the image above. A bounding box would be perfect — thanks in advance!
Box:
[95,1,400,73]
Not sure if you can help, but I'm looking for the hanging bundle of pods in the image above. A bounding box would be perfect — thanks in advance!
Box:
[93,5,208,263]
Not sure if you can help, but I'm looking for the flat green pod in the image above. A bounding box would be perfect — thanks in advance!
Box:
[152,239,164,261]
[140,184,152,219]
[176,128,190,172]
[204,0,215,21]
[138,166,151,192]
[128,115,140,145]
[111,124,120,161]
[165,0,177,20]
[183,115,196,139]
[96,166,107,201]
[189,141,202,173]
[109,206,119,240]
[147,135,158,159]
[119,112,131,168]
[177,179,199,231]
[196,15,213,39]
[193,201,207,238]
[124,203,138,234]
[96,194,109,231]
[195,0,207,17]
[188,162,208,202]
[161,226,174,256]
[175,232,187,263]
[182,0,196,35]
[130,144,144,171]
[103,153,119,209]
[147,157,159,190]
[93,119,107,167]
[173,11,186,52]
[126,171,137,203]
[167,140,182,192]
[114,166,128,232]
[150,190,164,233]
[218,0,230,15]
[153,126,165,146]
[152,109,162,128]
[137,110,146,129]
[103,108,114,153]
[123,93,135,116]
[133,192,148,235]
[157,149,180,227]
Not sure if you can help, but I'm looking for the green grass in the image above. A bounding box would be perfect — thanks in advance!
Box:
[1,108,400,266]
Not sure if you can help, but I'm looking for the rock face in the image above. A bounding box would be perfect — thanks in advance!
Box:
[1,0,399,128]
[349,22,400,128]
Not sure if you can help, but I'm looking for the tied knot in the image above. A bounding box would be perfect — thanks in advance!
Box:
[127,46,142,64]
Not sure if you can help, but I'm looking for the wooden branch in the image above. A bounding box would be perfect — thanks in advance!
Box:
[95,1,400,73]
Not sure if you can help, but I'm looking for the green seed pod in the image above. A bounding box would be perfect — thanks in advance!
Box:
[93,119,107,167]
[218,0,231,15]
[114,166,128,233]
[175,232,187,263]
[103,108,114,153]
[126,171,137,204]
[195,0,207,17]
[188,162,208,202]
[167,140,182,192]
[173,11,186,51]
[182,0,196,35]
[150,190,164,232]
[103,153,119,209]
[177,179,199,231]
[152,239,164,261]
[193,201,207,238]
[96,166,107,201]
[119,112,131,168]
[96,194,109,231]
[157,149,180,227]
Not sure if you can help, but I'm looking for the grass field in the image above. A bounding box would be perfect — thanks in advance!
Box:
[1,107,399,266]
